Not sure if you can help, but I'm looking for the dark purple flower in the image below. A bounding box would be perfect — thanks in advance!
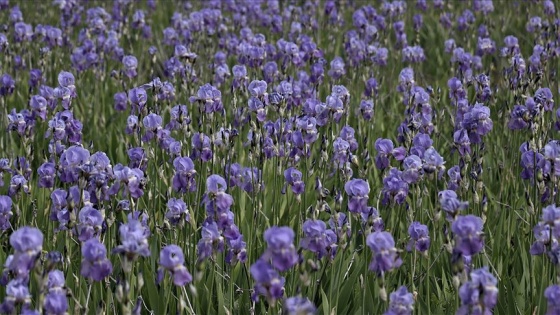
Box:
[110,164,145,199]
[204,174,234,215]
[59,145,90,183]
[225,225,247,265]
[375,138,406,170]
[172,157,197,193]
[535,88,554,112]
[190,83,223,114]
[128,87,147,113]
[262,226,298,272]
[366,231,402,275]
[166,105,190,131]
[158,245,193,286]
[360,100,375,121]
[80,238,113,281]
[191,132,212,162]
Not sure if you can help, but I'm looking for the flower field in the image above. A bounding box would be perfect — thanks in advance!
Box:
[0,0,559,314]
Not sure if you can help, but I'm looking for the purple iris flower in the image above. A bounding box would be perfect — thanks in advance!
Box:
[158,245,193,286]
[37,162,56,188]
[457,267,498,315]
[203,174,234,216]
[0,196,12,231]
[172,157,197,193]
[375,138,406,170]
[284,296,316,315]
[284,167,305,195]
[382,168,409,205]
[262,226,299,272]
[300,219,337,259]
[80,238,113,281]
[439,190,468,220]
[452,215,484,256]
[344,178,370,214]
[250,259,285,304]
[44,292,68,315]
[366,231,402,275]
[197,221,224,263]
[545,284,560,315]
[165,198,190,226]
[407,222,430,253]
[76,206,103,242]
[112,219,151,260]
[384,286,414,315]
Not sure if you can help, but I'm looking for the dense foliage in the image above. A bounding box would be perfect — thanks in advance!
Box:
[0,0,559,314]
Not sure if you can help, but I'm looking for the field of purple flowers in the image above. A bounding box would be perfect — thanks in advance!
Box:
[0,0,559,314]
